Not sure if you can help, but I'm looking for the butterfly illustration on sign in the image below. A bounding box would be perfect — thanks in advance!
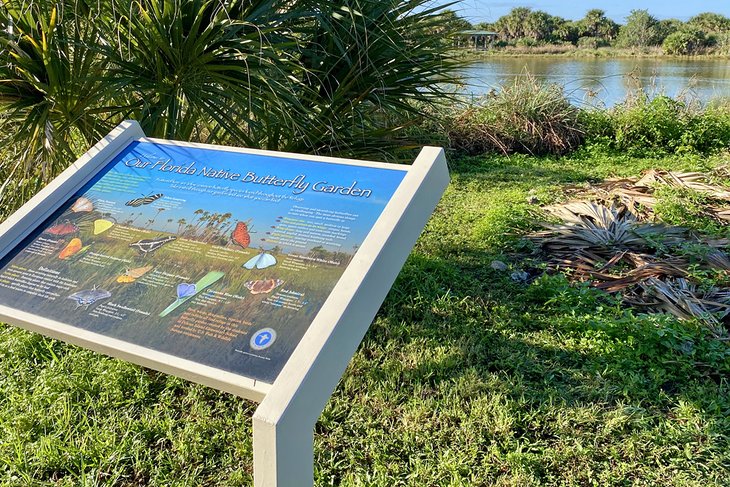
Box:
[242,250,277,270]
[244,278,284,295]
[159,271,225,317]
[125,193,163,207]
[58,238,91,260]
[231,220,255,249]
[70,197,94,213]
[93,216,116,235]
[45,221,79,236]
[68,286,111,309]
[129,236,176,256]
[116,265,154,283]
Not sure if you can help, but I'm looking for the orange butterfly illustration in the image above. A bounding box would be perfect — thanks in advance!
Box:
[116,265,153,283]
[59,238,83,260]
[232,221,252,249]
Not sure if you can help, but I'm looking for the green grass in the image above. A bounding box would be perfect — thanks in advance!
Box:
[1,151,730,485]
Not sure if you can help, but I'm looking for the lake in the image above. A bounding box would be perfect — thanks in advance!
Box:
[457,56,730,107]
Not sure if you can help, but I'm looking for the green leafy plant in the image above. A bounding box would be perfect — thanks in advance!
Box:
[0,0,462,214]
[582,93,730,156]
[662,28,709,55]
[101,0,304,146]
[0,1,113,180]
[653,186,724,234]
[284,0,463,157]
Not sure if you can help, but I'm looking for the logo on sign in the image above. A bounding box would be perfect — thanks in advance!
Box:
[250,328,277,351]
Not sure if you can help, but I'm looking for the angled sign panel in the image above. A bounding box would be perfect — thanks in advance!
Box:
[0,121,448,486]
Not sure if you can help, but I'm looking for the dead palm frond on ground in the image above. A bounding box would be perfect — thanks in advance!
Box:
[532,201,687,257]
[634,170,730,200]
[632,278,730,339]
[562,169,730,224]
[528,178,730,333]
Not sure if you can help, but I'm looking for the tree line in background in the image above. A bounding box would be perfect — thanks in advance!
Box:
[445,8,730,55]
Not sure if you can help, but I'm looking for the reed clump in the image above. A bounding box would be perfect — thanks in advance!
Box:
[447,75,584,156]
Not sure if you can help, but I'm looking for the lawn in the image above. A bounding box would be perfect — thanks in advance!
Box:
[1,150,729,486]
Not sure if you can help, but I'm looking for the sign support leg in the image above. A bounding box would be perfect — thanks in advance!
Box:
[253,409,315,487]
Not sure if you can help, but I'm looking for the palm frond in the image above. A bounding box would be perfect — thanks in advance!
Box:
[281,0,465,158]
[635,170,730,200]
[635,278,730,337]
[532,201,686,256]
[0,1,113,180]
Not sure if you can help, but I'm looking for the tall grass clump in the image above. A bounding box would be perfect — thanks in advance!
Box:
[447,76,584,156]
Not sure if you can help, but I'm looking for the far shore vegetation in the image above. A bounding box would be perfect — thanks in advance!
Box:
[446,8,730,57]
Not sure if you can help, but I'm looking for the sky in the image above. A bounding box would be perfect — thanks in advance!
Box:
[432,0,730,24]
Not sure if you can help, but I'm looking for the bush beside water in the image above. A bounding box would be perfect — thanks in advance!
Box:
[443,78,730,158]
[447,76,584,156]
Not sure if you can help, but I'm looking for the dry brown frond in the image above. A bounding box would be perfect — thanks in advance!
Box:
[636,278,730,337]
[593,260,688,292]
[558,170,730,225]
[636,170,730,200]
[533,201,686,257]
[704,250,730,271]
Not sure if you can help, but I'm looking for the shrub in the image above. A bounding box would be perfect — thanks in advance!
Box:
[447,76,584,156]
[514,38,538,47]
[611,95,687,154]
[0,0,462,182]
[577,109,614,149]
[582,94,730,156]
[663,29,709,55]
[711,32,730,54]
[576,36,607,49]
[680,107,730,153]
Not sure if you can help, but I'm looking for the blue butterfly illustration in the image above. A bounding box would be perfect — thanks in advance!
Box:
[68,286,111,309]
[243,251,277,270]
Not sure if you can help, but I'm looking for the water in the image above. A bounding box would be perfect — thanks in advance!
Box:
[457,56,730,107]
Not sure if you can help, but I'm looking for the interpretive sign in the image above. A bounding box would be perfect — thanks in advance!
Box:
[0,121,449,486]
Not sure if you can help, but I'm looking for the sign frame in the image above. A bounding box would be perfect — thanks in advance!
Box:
[0,120,449,486]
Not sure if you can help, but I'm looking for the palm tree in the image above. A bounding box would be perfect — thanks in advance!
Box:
[0,0,463,202]
[288,0,463,156]
[580,9,618,41]
[525,11,553,41]
[193,211,210,238]
[495,7,531,40]
[201,212,219,242]
[209,212,233,243]
[0,1,113,182]
[100,0,302,144]
[148,207,165,228]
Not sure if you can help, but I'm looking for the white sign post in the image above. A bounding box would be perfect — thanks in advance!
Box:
[0,121,449,486]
